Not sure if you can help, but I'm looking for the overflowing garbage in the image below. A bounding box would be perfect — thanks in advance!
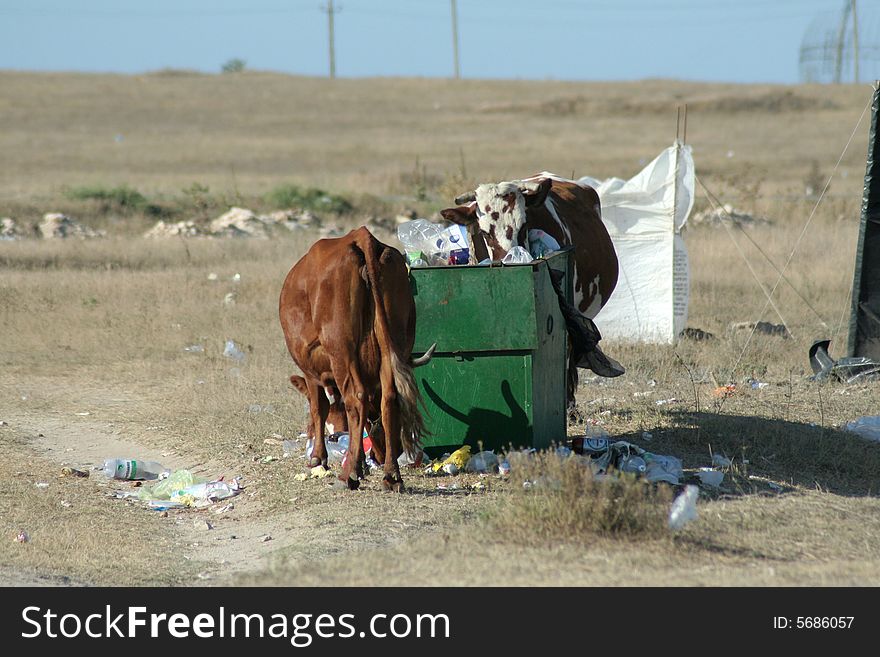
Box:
[396,219,561,267]
[398,220,471,266]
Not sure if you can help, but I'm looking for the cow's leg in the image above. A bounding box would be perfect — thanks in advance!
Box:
[306,379,329,468]
[565,344,584,423]
[337,363,368,490]
[369,421,387,465]
[379,380,404,493]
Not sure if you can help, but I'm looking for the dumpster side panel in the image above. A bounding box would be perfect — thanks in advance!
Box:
[529,263,569,450]
[415,352,533,455]
[411,266,537,353]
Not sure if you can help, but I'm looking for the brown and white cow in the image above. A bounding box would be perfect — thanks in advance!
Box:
[279,226,429,491]
[440,173,623,405]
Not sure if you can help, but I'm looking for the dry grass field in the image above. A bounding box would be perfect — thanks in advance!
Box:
[2,71,880,586]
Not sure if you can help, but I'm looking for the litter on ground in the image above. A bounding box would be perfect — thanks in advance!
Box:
[695,468,724,488]
[844,416,880,442]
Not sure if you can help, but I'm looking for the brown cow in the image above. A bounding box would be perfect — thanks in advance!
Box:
[289,373,348,437]
[279,226,429,491]
[440,174,623,407]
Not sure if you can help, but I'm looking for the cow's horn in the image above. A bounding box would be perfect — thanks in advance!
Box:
[517,180,542,193]
[454,191,476,205]
[412,343,437,367]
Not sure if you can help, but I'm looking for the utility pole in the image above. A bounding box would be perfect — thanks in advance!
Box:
[451,0,460,79]
[323,1,337,79]
[834,0,851,83]
[852,0,860,83]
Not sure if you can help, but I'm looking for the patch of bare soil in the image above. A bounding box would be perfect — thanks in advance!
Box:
[0,375,482,586]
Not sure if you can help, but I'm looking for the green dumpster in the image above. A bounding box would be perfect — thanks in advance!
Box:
[410,249,573,456]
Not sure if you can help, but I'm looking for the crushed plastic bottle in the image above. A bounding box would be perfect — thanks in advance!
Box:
[102,458,169,480]
[223,340,246,362]
[171,479,241,504]
[572,426,611,455]
[668,485,699,530]
[327,434,350,463]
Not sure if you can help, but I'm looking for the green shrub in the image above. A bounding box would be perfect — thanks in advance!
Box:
[64,185,147,210]
[221,58,246,74]
[266,184,353,214]
[488,450,673,541]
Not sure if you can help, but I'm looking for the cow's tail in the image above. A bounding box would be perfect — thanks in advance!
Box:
[356,229,425,458]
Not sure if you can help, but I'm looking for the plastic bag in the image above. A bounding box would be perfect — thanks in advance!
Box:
[432,445,471,473]
[696,468,724,488]
[465,450,499,473]
[502,246,532,264]
[527,229,560,258]
[668,485,699,530]
[138,470,198,501]
[643,453,682,484]
[845,416,880,442]
[398,450,428,468]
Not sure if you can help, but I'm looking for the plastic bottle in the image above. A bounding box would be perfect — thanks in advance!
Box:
[327,434,350,463]
[102,458,169,480]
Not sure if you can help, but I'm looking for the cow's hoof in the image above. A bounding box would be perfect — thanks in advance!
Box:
[309,456,324,468]
[346,475,361,491]
[382,477,404,493]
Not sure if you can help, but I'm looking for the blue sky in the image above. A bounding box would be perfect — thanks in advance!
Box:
[0,0,874,83]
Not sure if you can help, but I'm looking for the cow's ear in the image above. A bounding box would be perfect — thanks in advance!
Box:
[440,205,477,226]
[523,178,552,207]
[289,375,308,396]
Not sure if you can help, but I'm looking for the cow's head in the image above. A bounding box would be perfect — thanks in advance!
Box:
[440,177,553,261]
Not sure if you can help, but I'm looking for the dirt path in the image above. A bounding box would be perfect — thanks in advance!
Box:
[1,375,482,586]
[1,379,334,585]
